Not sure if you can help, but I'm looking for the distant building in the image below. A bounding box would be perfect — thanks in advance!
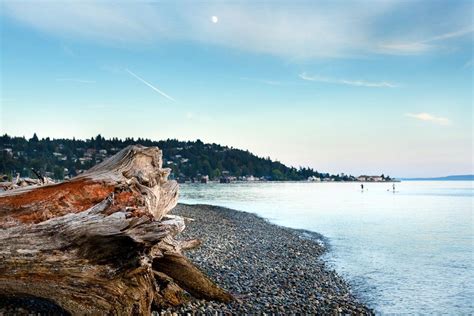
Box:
[220,177,231,184]
[201,175,209,184]
[222,177,230,183]
[79,157,93,165]
[307,176,321,182]
[357,175,385,182]
[244,175,257,181]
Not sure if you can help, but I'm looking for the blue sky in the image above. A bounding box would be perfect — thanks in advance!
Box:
[0,0,472,177]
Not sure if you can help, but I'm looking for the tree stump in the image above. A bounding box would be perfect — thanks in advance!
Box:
[0,145,232,315]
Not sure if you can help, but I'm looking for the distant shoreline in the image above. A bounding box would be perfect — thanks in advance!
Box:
[401,175,473,181]
[179,179,400,184]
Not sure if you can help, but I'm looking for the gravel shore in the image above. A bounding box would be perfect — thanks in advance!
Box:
[156,203,372,315]
[0,203,372,315]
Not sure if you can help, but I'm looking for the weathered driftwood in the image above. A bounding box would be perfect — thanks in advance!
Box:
[0,145,232,314]
[0,174,53,191]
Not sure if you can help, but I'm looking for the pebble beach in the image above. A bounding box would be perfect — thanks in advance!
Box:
[157,203,372,315]
[0,203,372,315]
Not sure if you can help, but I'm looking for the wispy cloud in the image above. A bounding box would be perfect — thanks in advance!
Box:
[378,27,473,55]
[2,1,471,59]
[429,28,474,42]
[56,78,96,84]
[377,42,433,55]
[405,113,451,126]
[125,69,176,102]
[299,73,397,88]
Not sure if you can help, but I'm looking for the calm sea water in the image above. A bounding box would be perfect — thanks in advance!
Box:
[180,181,474,314]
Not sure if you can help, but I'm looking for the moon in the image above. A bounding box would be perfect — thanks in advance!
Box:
[211,16,218,24]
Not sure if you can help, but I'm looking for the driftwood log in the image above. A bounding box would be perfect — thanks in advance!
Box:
[0,145,232,314]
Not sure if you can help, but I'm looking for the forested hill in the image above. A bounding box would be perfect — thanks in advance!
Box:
[0,134,352,181]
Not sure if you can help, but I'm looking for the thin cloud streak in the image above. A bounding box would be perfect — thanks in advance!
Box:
[56,78,96,83]
[125,69,176,102]
[299,73,397,88]
[405,113,451,126]
[428,28,473,42]
[378,27,473,55]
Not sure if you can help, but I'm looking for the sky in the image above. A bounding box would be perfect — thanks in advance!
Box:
[0,0,472,177]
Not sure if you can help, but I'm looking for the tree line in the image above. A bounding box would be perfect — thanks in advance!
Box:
[0,134,353,181]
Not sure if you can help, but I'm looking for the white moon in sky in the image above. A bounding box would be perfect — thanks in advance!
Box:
[211,16,218,23]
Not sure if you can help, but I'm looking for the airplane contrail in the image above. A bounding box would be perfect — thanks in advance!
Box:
[125,68,176,102]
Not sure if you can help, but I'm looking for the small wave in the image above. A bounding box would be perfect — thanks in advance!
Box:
[298,230,327,249]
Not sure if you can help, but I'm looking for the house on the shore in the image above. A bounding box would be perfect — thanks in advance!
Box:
[357,175,384,182]
[239,175,257,181]
[219,176,232,183]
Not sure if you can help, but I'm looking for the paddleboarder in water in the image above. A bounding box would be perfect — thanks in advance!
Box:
[392,183,396,192]
[361,184,364,191]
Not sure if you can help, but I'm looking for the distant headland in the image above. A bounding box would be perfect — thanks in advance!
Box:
[0,134,393,183]
[402,175,474,181]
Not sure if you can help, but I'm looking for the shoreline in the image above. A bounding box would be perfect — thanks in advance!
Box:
[157,203,372,314]
[179,180,400,184]
[0,203,373,315]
